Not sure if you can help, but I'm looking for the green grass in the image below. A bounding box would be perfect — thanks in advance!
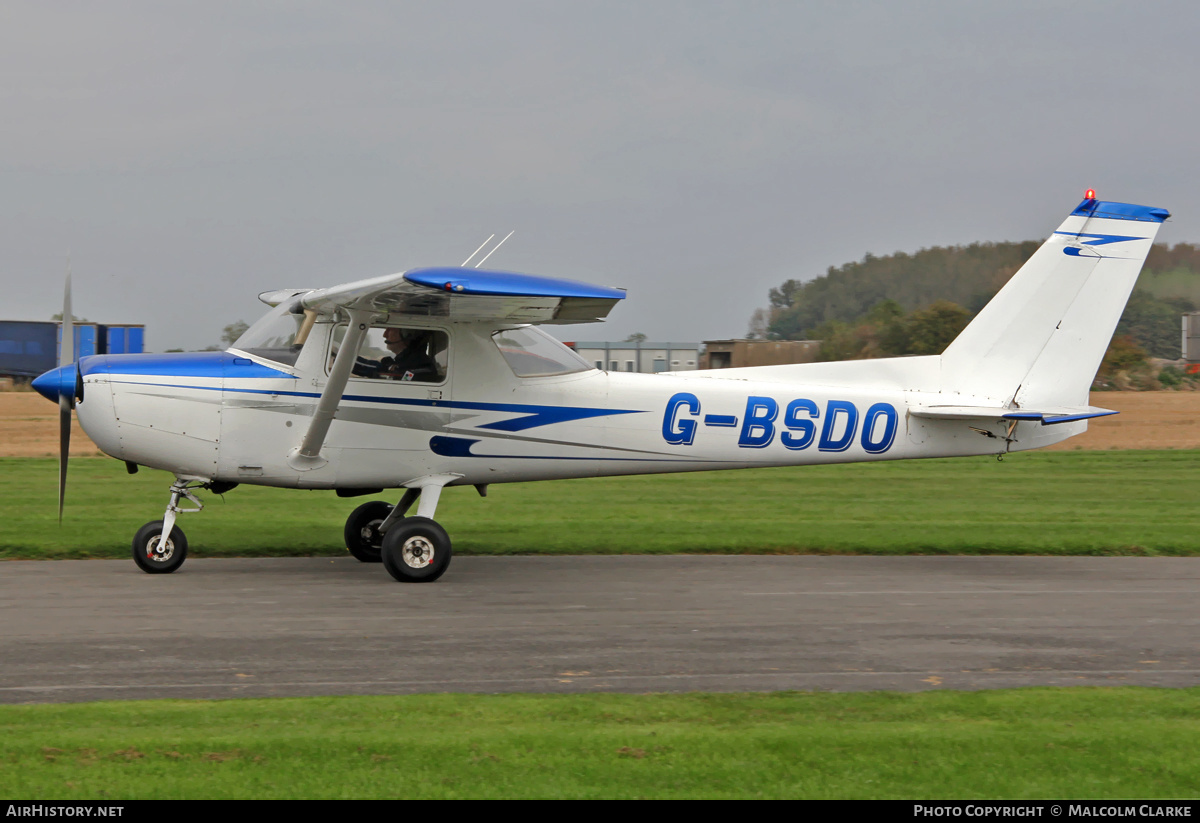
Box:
[3,451,1199,558]
[1,689,1197,799]
[5,456,1197,800]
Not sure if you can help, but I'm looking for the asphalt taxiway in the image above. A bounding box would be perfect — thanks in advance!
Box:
[1,556,1197,703]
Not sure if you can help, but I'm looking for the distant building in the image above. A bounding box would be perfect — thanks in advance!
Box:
[567,341,700,373]
[1185,313,1200,368]
[701,339,820,369]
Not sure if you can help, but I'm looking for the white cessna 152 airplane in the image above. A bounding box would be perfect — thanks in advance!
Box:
[33,192,1168,582]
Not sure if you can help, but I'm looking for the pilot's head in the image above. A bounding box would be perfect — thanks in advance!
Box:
[383,327,424,354]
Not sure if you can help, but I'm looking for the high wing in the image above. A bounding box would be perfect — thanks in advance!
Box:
[281,266,624,472]
[293,266,626,324]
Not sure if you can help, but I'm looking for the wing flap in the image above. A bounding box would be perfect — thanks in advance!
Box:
[911,405,1117,425]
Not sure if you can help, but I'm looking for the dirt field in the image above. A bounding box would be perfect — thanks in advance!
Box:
[1042,392,1200,451]
[0,392,102,457]
[2,389,1198,458]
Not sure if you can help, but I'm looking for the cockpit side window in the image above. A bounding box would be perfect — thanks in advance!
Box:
[330,325,449,384]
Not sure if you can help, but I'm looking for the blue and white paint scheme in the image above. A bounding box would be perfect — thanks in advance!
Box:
[33,194,1169,582]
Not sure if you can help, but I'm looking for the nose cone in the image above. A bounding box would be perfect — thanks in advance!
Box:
[32,364,77,404]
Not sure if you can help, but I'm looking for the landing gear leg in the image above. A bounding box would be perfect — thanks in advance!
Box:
[378,488,421,536]
[380,476,457,583]
[132,478,204,574]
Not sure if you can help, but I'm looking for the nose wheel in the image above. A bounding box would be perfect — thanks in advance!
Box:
[132,520,189,574]
[131,477,223,575]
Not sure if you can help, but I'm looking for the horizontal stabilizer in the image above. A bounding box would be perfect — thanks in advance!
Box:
[911,405,1117,426]
[296,267,625,325]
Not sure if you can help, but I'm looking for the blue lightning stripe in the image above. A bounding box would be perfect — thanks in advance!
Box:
[472,406,634,431]
[428,436,721,463]
[339,394,644,431]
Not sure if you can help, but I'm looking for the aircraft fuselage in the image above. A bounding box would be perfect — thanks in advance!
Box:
[70,318,1075,491]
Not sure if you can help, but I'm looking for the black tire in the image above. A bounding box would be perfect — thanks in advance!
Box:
[132,520,188,574]
[344,501,394,563]
[381,516,452,583]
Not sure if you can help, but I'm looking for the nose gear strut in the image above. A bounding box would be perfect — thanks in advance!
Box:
[131,477,223,575]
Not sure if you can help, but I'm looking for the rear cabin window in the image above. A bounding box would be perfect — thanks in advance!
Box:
[492,327,592,377]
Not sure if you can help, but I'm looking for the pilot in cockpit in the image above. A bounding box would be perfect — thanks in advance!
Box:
[379,327,439,382]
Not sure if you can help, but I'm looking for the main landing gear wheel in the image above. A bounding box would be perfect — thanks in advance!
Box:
[132,520,188,574]
[344,501,393,563]
[381,516,452,583]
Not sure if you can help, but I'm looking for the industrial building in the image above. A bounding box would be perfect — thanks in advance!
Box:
[568,341,701,373]
[1185,313,1200,365]
[701,339,821,369]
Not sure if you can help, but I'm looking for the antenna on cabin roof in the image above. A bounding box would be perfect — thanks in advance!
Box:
[474,230,514,268]
[461,235,495,267]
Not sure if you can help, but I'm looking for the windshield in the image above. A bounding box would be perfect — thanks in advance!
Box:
[492,327,592,377]
[232,300,306,365]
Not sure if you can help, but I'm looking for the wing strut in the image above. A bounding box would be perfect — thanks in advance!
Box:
[288,308,374,471]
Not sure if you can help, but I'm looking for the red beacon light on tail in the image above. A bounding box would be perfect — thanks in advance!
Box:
[1084,189,1096,200]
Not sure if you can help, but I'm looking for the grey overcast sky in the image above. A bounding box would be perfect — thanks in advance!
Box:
[2,1,1197,351]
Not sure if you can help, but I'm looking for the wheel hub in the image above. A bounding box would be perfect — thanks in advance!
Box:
[147,535,174,562]
[401,535,435,569]
[360,519,384,547]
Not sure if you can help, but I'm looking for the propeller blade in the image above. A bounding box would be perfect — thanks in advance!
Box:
[58,394,70,524]
[58,270,73,524]
[60,272,73,370]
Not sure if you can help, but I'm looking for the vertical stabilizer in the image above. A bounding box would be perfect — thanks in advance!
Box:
[940,196,1168,407]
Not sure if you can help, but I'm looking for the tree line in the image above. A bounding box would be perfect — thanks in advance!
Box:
[752,242,1200,381]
